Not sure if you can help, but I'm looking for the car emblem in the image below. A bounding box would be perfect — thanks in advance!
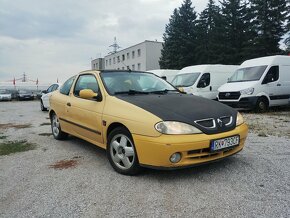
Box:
[225,93,231,97]
[217,118,223,127]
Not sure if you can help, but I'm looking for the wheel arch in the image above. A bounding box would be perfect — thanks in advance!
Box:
[106,122,131,141]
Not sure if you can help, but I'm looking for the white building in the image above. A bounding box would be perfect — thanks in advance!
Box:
[91,58,105,70]
[103,40,162,71]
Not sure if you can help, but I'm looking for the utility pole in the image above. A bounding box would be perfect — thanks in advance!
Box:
[22,72,27,82]
[108,37,121,54]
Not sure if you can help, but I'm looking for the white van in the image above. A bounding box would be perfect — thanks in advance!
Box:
[171,65,238,99]
[147,69,179,83]
[218,55,290,112]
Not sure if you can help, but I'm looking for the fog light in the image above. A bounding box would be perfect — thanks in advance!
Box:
[170,152,182,163]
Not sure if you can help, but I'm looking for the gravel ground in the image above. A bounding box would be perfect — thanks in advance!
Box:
[0,101,289,218]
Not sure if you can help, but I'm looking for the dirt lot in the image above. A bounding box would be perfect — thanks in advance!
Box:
[0,101,289,217]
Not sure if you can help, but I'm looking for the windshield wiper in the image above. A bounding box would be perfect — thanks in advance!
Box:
[149,89,179,94]
[114,90,149,95]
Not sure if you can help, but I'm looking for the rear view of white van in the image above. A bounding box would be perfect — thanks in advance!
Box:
[171,65,238,99]
[218,55,290,112]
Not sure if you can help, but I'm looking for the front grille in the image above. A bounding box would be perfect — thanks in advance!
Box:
[219,92,241,100]
[194,118,216,129]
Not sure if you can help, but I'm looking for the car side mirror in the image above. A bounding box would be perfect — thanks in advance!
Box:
[197,80,206,88]
[79,89,98,100]
[42,90,48,94]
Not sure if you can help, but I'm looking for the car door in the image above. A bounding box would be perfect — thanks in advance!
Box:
[42,84,54,108]
[261,66,282,106]
[66,74,105,144]
[196,73,213,99]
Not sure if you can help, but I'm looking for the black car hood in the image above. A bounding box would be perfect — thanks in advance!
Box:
[117,93,238,135]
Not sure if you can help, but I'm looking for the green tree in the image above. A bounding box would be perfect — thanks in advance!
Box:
[251,0,288,56]
[195,0,225,64]
[220,0,250,64]
[159,0,197,69]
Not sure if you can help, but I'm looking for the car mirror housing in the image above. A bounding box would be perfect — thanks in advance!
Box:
[79,89,98,100]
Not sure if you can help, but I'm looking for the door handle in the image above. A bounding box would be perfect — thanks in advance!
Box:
[67,102,71,107]
[210,86,212,91]
[277,84,281,86]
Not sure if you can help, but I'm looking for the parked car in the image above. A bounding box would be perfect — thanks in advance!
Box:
[218,55,290,112]
[49,70,248,175]
[17,90,34,100]
[172,65,238,100]
[40,83,61,111]
[0,89,12,101]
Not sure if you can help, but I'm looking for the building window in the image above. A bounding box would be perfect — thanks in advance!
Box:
[137,49,141,57]
[137,63,141,70]
[109,59,111,65]
[132,51,135,59]
[117,68,120,70]
[132,64,135,70]
[117,56,120,63]
[127,53,130,59]
[122,54,125,61]
[127,66,129,70]
[122,67,124,70]
[113,57,115,64]
[106,60,108,66]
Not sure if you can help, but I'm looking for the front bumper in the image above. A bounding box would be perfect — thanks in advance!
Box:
[219,97,258,109]
[132,123,248,168]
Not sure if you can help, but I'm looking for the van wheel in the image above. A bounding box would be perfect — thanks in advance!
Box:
[107,127,141,175]
[255,97,268,113]
[51,113,68,140]
[40,100,47,111]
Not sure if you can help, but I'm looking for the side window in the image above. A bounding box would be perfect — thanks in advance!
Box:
[73,74,99,97]
[262,66,279,84]
[197,73,210,88]
[47,85,54,93]
[60,76,75,95]
[53,84,59,91]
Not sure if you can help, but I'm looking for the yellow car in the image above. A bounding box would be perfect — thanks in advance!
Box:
[49,70,248,175]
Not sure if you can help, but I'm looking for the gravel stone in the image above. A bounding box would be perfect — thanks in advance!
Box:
[0,101,289,217]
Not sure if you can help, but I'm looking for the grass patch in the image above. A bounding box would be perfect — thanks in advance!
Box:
[0,123,32,129]
[0,140,36,155]
[40,122,51,126]
[39,133,52,136]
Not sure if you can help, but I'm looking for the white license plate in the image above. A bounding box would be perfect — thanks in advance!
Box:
[210,135,240,152]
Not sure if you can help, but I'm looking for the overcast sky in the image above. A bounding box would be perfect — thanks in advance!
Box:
[0,0,207,84]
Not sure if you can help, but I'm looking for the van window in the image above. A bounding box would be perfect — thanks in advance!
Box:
[60,76,76,95]
[197,73,210,88]
[228,65,267,82]
[171,73,201,87]
[262,66,279,84]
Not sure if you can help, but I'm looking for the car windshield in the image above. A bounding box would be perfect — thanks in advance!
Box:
[0,90,9,94]
[228,65,267,83]
[171,73,201,87]
[100,71,178,95]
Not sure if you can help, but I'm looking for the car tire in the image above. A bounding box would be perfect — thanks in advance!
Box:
[40,100,47,111]
[107,127,141,175]
[51,113,68,140]
[255,97,269,113]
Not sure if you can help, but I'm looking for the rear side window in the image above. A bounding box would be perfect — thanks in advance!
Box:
[262,66,279,84]
[60,76,75,95]
[73,74,99,97]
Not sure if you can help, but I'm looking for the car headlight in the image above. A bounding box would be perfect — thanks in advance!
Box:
[155,121,202,134]
[240,88,254,95]
[236,112,244,126]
